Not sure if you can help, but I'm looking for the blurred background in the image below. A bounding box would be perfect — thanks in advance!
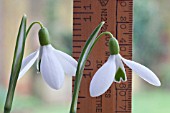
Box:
[0,0,170,113]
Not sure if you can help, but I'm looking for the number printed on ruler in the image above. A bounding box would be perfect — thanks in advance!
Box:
[73,0,133,113]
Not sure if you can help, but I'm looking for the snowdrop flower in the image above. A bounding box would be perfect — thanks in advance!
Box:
[90,38,161,97]
[18,27,77,90]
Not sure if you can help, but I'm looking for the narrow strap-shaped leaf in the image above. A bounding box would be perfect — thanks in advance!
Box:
[70,22,104,113]
[4,15,27,113]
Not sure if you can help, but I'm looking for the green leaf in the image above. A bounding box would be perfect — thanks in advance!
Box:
[70,22,104,113]
[4,15,27,113]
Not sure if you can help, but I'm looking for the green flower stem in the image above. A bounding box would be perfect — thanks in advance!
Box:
[26,21,43,36]
[4,15,27,113]
[70,22,114,113]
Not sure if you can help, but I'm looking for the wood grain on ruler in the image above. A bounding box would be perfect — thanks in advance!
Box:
[73,0,133,113]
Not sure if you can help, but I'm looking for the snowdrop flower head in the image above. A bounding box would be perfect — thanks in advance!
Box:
[90,37,161,97]
[18,27,77,90]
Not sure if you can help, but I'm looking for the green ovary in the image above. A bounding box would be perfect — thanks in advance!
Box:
[38,27,50,46]
[109,38,120,55]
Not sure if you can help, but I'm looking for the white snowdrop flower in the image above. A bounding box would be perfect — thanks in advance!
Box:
[90,38,161,97]
[18,27,77,90]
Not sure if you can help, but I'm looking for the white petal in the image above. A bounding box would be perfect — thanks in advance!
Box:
[120,54,161,86]
[90,55,116,97]
[53,49,77,76]
[115,55,127,82]
[36,46,43,71]
[18,50,39,79]
[40,45,65,90]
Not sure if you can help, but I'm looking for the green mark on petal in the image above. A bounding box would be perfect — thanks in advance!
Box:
[38,27,50,46]
[115,67,126,82]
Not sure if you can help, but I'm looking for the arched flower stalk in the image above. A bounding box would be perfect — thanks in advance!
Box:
[70,22,161,113]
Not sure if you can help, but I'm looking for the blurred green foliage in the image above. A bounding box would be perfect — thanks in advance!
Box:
[134,0,170,90]
[133,90,170,113]
[1,89,169,113]
[134,0,165,66]
[45,0,72,55]
[0,89,69,113]
[0,86,6,111]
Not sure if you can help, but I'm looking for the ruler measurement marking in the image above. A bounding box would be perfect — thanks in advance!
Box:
[74,6,82,9]
[74,0,81,3]
[73,28,81,31]
[117,22,132,23]
[73,51,81,54]
[73,23,81,25]
[73,17,81,20]
[73,34,82,36]
[73,12,94,14]
[73,45,81,48]
[73,40,86,42]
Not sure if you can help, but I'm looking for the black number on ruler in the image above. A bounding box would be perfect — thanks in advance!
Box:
[105,89,111,98]
[83,4,92,10]
[120,16,127,22]
[119,83,127,89]
[83,16,92,22]
[96,60,103,68]
[119,90,126,96]
[120,46,126,51]
[120,106,126,111]
[120,38,126,43]
[120,1,127,7]
[120,24,126,29]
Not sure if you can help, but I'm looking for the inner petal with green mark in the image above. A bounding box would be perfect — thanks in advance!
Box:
[115,67,126,82]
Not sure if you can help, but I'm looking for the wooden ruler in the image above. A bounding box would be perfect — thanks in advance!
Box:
[73,0,133,113]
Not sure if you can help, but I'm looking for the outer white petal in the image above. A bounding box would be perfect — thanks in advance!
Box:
[115,55,127,82]
[90,55,116,97]
[18,50,39,79]
[53,49,77,76]
[119,54,161,86]
[40,45,65,90]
